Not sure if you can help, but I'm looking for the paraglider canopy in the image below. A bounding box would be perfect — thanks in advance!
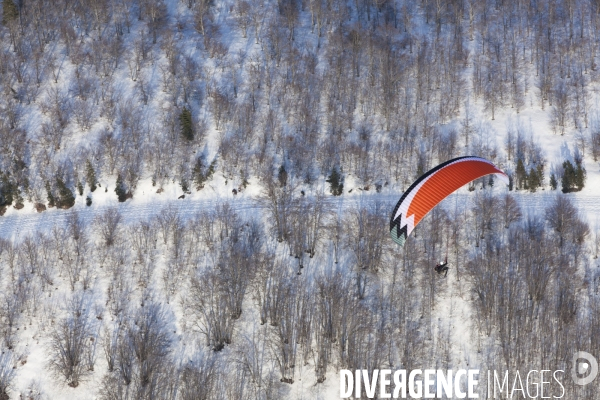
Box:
[390,156,509,246]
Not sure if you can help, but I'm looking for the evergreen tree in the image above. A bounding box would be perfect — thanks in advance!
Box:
[207,159,216,178]
[2,0,18,25]
[574,160,586,190]
[326,167,344,196]
[14,187,23,207]
[561,160,576,193]
[86,160,97,192]
[278,165,288,187]
[241,169,249,188]
[550,173,557,190]
[180,107,194,141]
[115,174,128,202]
[21,176,30,197]
[56,178,75,209]
[415,161,424,180]
[0,172,14,206]
[528,167,539,192]
[537,164,544,179]
[45,181,55,207]
[562,159,586,192]
[86,196,92,206]
[192,157,206,190]
[192,157,216,190]
[515,158,527,190]
[180,177,190,194]
[77,181,84,196]
[536,164,545,189]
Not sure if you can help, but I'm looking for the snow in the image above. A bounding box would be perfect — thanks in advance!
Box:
[3,0,600,399]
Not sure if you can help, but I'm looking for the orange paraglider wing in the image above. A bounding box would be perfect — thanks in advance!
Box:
[390,156,509,246]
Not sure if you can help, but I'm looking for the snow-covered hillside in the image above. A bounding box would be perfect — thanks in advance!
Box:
[1,0,600,399]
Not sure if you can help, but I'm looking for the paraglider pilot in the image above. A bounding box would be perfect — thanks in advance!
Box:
[434,257,449,277]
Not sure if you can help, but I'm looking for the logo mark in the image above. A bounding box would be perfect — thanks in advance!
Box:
[572,351,598,386]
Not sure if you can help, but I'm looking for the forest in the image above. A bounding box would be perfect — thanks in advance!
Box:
[1,0,600,398]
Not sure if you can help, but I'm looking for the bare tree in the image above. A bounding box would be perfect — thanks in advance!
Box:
[97,207,122,247]
[545,194,579,247]
[501,193,523,229]
[550,80,570,135]
[0,348,16,400]
[127,301,173,397]
[47,293,100,387]
[194,0,212,36]
[180,349,219,400]
[258,174,297,243]
[189,270,235,351]
[344,204,388,272]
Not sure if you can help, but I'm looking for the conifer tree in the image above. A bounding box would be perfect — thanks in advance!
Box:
[241,169,249,188]
[560,159,587,192]
[278,165,288,187]
[115,174,128,202]
[528,167,539,192]
[180,177,190,194]
[574,160,586,191]
[326,167,344,196]
[536,164,544,189]
[415,162,424,180]
[192,158,206,190]
[2,0,18,25]
[0,173,14,206]
[56,178,75,209]
[14,187,23,208]
[550,173,557,190]
[86,160,97,192]
[192,157,216,190]
[561,160,575,193]
[207,159,216,178]
[516,158,527,190]
[45,181,55,207]
[180,107,194,141]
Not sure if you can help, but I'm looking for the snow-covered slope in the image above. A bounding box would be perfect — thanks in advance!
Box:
[2,0,600,398]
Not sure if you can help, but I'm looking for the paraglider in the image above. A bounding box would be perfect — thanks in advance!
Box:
[434,257,449,277]
[390,156,509,247]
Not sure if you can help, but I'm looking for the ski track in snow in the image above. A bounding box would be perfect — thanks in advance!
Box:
[3,190,600,241]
